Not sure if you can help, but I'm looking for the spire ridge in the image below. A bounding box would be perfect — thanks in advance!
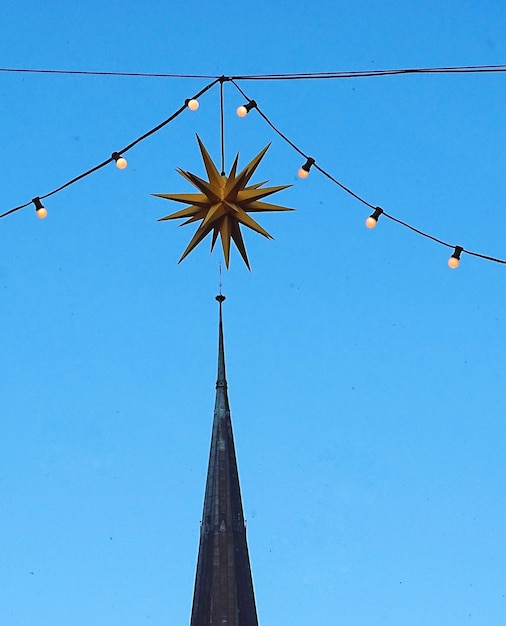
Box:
[215,294,227,388]
[190,296,258,626]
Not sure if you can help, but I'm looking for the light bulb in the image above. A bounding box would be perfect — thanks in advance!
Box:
[236,100,257,117]
[298,157,315,178]
[366,207,383,229]
[112,152,127,169]
[448,245,463,269]
[33,197,47,219]
[187,99,199,111]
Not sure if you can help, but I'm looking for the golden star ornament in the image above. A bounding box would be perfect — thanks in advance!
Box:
[154,136,294,270]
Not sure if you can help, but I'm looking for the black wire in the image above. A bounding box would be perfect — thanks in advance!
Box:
[0,200,33,218]
[0,67,220,79]
[220,77,226,175]
[0,78,220,219]
[118,78,219,153]
[1,64,506,81]
[229,64,506,80]
[382,212,452,247]
[1,69,505,266]
[461,249,506,264]
[231,79,376,209]
[40,158,116,201]
[229,80,506,266]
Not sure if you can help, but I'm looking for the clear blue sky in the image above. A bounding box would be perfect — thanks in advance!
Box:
[1,2,506,624]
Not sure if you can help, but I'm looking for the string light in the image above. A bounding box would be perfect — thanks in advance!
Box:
[365,207,383,229]
[33,197,47,219]
[2,75,505,269]
[298,157,315,179]
[186,98,199,111]
[236,100,257,117]
[111,152,127,169]
[0,78,220,220]
[229,80,506,266]
[448,245,463,269]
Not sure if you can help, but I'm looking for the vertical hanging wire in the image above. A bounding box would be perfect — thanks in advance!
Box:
[220,77,226,175]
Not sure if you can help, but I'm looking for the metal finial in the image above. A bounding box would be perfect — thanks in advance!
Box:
[216,262,226,303]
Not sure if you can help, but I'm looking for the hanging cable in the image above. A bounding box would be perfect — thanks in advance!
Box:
[230,80,506,266]
[0,67,221,79]
[2,72,506,267]
[0,78,220,219]
[1,64,506,81]
[231,79,375,209]
[229,64,506,80]
[219,76,227,175]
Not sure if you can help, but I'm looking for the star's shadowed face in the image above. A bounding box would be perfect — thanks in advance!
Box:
[154,135,294,270]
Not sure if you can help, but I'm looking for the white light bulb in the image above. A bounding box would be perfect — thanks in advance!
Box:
[187,99,199,111]
[116,157,127,170]
[365,216,377,229]
[298,167,310,179]
[448,256,460,269]
[36,207,48,219]
[236,105,248,118]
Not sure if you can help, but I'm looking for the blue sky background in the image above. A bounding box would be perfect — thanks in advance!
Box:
[1,2,506,624]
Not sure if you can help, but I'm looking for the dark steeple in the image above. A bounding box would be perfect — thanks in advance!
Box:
[190,295,258,626]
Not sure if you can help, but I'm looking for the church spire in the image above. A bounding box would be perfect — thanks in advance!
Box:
[190,295,258,626]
